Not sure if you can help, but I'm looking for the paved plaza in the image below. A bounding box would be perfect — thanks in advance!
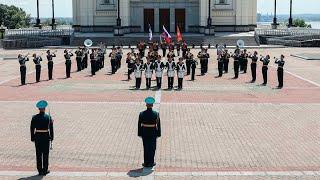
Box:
[0,47,319,179]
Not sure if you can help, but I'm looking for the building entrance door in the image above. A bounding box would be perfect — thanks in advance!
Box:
[159,9,170,33]
[144,9,154,33]
[175,9,186,32]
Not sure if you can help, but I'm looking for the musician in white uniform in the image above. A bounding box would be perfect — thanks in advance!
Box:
[144,57,154,89]
[134,59,144,89]
[166,57,176,90]
[154,55,165,89]
[176,57,186,90]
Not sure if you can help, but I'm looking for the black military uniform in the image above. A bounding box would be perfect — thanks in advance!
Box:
[217,54,224,77]
[222,50,230,73]
[138,42,146,57]
[138,97,161,168]
[176,42,181,56]
[232,50,240,79]
[240,50,248,73]
[126,52,136,80]
[181,42,188,58]
[46,51,56,80]
[82,48,89,69]
[275,55,285,88]
[64,50,73,78]
[18,54,29,85]
[185,50,193,75]
[260,55,270,85]
[190,58,197,81]
[109,50,117,74]
[197,49,209,75]
[75,48,83,72]
[30,100,54,176]
[249,52,258,82]
[33,54,42,83]
[90,50,97,76]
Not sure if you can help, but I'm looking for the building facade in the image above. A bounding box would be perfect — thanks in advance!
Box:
[73,0,257,33]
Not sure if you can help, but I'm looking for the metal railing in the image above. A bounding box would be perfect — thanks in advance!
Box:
[255,28,320,37]
[4,26,74,38]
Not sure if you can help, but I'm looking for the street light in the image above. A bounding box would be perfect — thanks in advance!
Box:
[288,0,293,27]
[116,0,121,26]
[0,23,7,39]
[207,0,212,27]
[51,0,56,29]
[272,0,278,29]
[35,0,41,28]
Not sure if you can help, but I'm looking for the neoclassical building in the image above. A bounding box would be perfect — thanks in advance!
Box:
[72,0,257,33]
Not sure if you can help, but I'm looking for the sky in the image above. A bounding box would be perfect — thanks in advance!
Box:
[0,0,319,18]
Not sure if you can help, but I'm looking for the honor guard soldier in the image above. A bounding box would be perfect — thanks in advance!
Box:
[154,55,165,89]
[64,50,73,78]
[181,41,188,58]
[168,42,175,53]
[138,97,161,168]
[18,54,29,85]
[144,57,154,89]
[126,49,136,80]
[98,42,106,69]
[248,51,258,83]
[109,48,117,74]
[190,55,198,81]
[185,49,193,75]
[166,57,176,90]
[134,59,143,89]
[176,57,186,90]
[223,49,230,73]
[275,55,285,89]
[138,41,146,57]
[75,47,83,72]
[217,54,224,77]
[33,53,43,83]
[90,49,98,76]
[160,41,167,57]
[260,55,270,86]
[46,50,56,80]
[167,50,176,60]
[232,49,241,79]
[240,49,248,73]
[153,42,159,53]
[30,100,54,176]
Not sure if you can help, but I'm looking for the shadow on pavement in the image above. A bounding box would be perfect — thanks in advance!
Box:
[18,175,44,180]
[127,167,154,177]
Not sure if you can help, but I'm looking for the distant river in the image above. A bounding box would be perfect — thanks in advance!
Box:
[257,21,320,29]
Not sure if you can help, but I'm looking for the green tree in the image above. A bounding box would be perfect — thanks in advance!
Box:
[0,4,31,29]
[293,18,312,28]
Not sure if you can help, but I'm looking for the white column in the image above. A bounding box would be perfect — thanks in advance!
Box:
[79,0,94,26]
[155,8,159,32]
[120,0,130,26]
[199,0,208,26]
[170,8,175,32]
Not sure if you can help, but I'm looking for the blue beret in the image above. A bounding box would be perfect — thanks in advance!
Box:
[145,97,155,105]
[36,100,48,109]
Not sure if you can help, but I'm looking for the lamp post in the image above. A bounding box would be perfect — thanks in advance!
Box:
[207,0,212,27]
[272,0,278,29]
[35,0,41,28]
[51,0,56,29]
[116,0,121,26]
[114,0,123,36]
[288,0,293,27]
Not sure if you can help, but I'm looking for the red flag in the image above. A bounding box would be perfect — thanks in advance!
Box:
[161,32,171,44]
[176,26,183,42]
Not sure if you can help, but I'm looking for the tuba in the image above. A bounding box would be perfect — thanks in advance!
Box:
[84,39,93,47]
[236,40,245,48]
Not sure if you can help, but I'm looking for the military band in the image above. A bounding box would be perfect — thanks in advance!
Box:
[15,41,286,90]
